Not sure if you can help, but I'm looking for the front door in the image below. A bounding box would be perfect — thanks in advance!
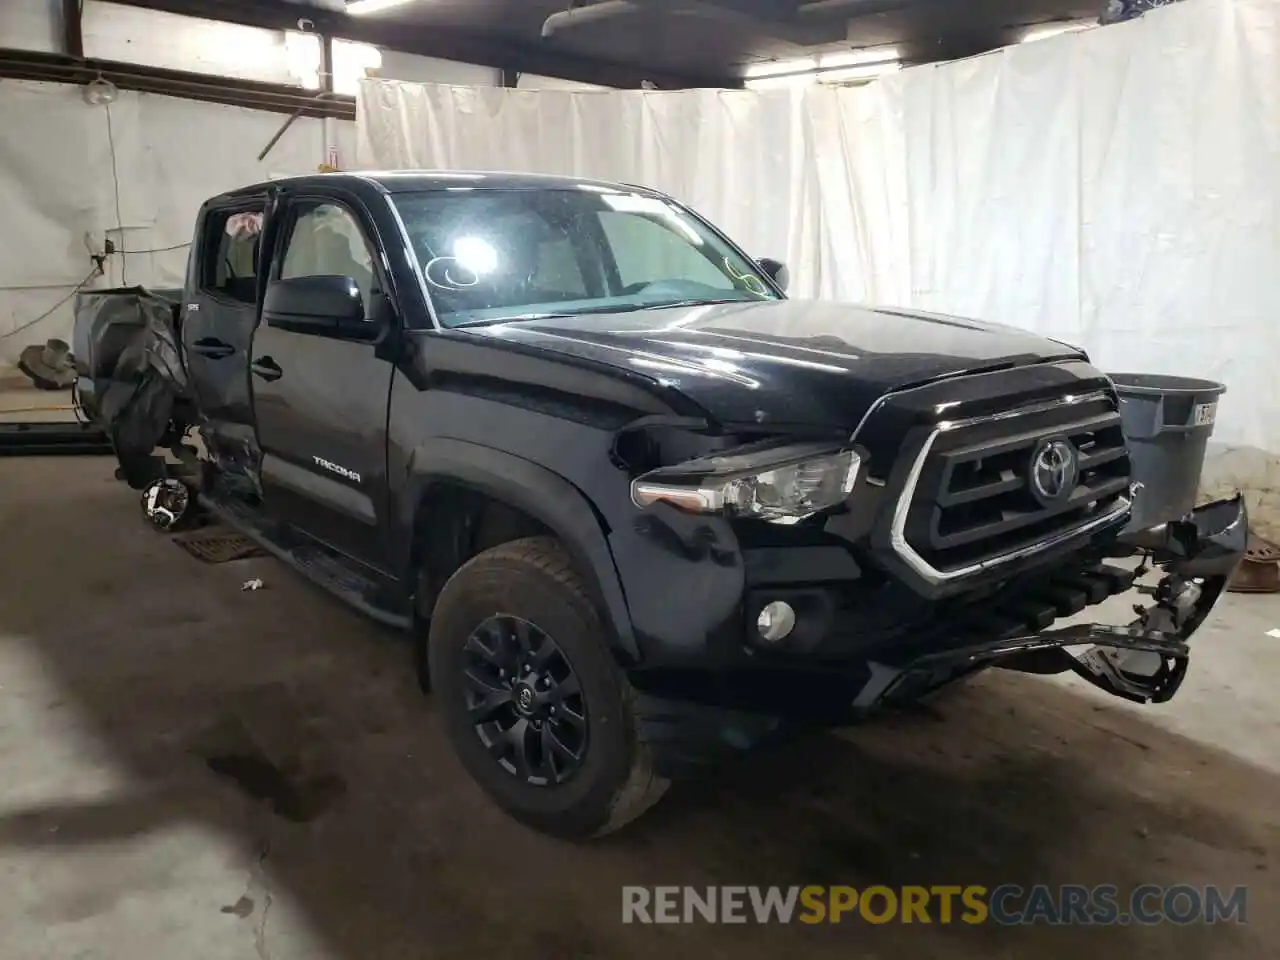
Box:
[249,194,397,570]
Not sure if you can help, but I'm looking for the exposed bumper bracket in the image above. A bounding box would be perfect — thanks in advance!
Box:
[859,494,1248,709]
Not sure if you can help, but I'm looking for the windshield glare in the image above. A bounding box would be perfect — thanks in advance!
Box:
[392,188,780,327]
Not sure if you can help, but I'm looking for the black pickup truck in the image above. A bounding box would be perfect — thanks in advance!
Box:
[75,171,1246,839]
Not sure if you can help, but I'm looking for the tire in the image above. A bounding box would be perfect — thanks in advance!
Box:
[427,536,668,839]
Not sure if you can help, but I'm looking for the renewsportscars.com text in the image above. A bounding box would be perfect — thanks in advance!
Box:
[622,885,1249,926]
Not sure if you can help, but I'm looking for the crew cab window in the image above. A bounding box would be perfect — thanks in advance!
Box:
[392,188,776,327]
[203,208,264,304]
[280,202,378,313]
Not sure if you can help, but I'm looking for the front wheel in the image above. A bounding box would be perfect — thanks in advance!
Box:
[427,537,668,839]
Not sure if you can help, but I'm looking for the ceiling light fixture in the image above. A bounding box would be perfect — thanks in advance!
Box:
[743,46,900,80]
[345,0,418,15]
[745,61,901,90]
[816,62,902,84]
[82,75,119,105]
[1021,20,1094,43]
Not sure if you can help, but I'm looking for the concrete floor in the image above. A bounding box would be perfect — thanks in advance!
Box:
[0,458,1277,960]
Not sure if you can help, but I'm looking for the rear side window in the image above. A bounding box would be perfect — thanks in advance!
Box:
[201,207,264,304]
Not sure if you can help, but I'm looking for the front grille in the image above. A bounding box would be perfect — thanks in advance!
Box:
[899,394,1131,577]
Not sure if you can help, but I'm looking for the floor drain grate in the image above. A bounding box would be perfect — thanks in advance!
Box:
[175,529,267,564]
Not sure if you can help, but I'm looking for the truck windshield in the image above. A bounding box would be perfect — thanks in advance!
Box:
[391,188,780,327]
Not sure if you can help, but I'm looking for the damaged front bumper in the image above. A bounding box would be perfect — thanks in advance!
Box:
[857,495,1249,709]
[625,496,1246,778]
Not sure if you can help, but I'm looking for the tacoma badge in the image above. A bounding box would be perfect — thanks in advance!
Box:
[313,456,361,483]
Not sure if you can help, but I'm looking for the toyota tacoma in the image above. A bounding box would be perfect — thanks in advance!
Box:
[75,172,1247,839]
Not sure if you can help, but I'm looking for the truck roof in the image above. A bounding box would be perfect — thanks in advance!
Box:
[211,170,665,203]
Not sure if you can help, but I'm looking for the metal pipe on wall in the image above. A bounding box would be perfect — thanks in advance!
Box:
[541,2,642,38]
[104,0,735,88]
[0,49,358,119]
[798,0,913,16]
[543,0,825,50]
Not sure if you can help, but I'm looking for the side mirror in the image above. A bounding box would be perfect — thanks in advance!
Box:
[756,258,789,293]
[263,276,380,341]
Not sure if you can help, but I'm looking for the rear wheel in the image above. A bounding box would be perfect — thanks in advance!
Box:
[427,537,668,839]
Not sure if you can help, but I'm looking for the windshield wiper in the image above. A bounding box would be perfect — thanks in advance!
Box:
[452,298,756,328]
[452,312,577,328]
[634,298,755,311]
[452,303,670,327]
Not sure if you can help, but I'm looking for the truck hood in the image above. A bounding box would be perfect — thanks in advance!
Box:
[470,299,1084,431]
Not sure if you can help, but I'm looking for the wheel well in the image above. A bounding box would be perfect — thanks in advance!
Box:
[410,482,553,620]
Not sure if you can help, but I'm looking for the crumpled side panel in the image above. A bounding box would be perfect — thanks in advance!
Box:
[73,287,189,472]
[73,287,186,388]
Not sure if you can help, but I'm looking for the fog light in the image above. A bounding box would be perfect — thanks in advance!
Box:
[756,601,797,643]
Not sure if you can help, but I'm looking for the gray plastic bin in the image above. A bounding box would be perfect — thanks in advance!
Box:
[1108,373,1226,532]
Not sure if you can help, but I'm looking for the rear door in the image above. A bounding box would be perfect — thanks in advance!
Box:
[182,196,268,462]
[248,190,398,568]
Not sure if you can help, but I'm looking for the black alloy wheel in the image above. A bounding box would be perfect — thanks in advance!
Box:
[427,537,669,838]
[463,614,588,786]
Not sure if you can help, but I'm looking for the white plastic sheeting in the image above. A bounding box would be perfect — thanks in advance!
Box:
[356,0,1279,456]
[355,81,890,304]
[896,0,1280,456]
[0,81,356,361]
[0,0,499,362]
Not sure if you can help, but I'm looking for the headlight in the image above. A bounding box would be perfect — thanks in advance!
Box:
[630,442,861,523]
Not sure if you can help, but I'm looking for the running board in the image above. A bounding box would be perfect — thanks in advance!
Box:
[200,493,412,631]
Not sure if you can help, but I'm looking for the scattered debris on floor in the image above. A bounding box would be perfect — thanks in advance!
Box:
[242,578,265,592]
[1229,534,1280,593]
[220,896,255,918]
[17,339,76,391]
[175,528,267,564]
[141,478,197,531]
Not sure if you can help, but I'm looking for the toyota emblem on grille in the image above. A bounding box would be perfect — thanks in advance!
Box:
[1029,438,1079,505]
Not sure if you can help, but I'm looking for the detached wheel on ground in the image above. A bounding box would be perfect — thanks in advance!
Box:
[427,536,668,839]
